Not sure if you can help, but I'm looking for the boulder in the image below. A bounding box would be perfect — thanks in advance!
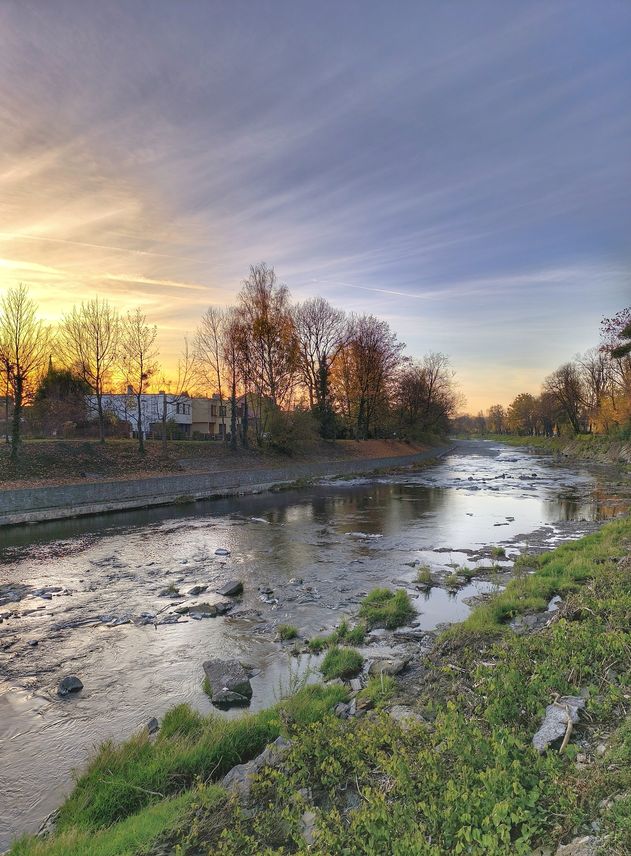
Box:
[215,548,231,556]
[555,836,599,856]
[188,585,207,596]
[203,659,252,707]
[532,696,585,753]
[58,675,83,696]
[147,717,159,735]
[216,579,244,597]
[222,735,291,802]
[368,657,408,677]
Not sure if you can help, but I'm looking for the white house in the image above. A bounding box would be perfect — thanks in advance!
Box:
[89,392,192,439]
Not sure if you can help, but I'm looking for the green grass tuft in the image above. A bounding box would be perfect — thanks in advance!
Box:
[358,588,415,629]
[320,646,364,680]
[277,623,299,641]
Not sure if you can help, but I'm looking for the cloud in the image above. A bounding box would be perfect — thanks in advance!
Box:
[0,1,630,406]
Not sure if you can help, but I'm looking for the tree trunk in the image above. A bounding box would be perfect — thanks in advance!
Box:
[10,375,22,461]
[162,393,168,456]
[230,375,237,451]
[242,393,249,448]
[137,393,145,454]
[97,391,105,444]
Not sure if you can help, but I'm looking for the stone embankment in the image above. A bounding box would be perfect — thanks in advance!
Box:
[0,445,452,527]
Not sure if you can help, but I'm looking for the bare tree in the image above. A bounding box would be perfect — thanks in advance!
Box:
[222,308,243,451]
[237,263,299,417]
[396,353,459,435]
[0,284,51,459]
[294,297,348,438]
[334,314,404,439]
[194,306,227,440]
[0,331,11,444]
[119,307,159,454]
[543,363,585,434]
[578,348,610,431]
[59,297,120,443]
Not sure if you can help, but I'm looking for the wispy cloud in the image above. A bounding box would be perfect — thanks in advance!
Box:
[0,0,629,410]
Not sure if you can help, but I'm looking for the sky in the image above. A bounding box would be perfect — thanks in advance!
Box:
[0,1,630,412]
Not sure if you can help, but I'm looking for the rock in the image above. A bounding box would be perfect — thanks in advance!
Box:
[188,585,207,596]
[222,735,291,801]
[215,548,231,556]
[349,678,362,692]
[147,717,159,735]
[57,675,83,696]
[334,702,351,718]
[368,657,408,677]
[554,835,599,855]
[532,696,585,753]
[388,705,424,726]
[301,809,317,846]
[28,639,39,647]
[216,579,244,597]
[203,659,252,707]
[393,626,425,641]
[189,602,219,617]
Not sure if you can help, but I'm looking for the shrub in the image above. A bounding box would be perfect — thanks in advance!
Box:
[358,588,415,629]
[320,646,364,680]
[444,572,461,590]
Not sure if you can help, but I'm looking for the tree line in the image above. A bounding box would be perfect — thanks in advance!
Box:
[0,264,459,459]
[455,307,631,438]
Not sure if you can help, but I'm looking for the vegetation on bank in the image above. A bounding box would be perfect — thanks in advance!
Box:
[0,437,430,488]
[10,517,631,855]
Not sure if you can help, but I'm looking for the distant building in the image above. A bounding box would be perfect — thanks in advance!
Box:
[192,393,229,439]
[90,391,192,439]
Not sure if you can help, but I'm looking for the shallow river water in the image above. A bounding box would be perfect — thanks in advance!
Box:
[0,439,629,849]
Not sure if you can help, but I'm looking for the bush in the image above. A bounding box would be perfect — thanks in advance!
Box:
[320,646,364,680]
[358,588,415,629]
[264,408,319,456]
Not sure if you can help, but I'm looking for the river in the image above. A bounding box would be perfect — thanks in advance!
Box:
[0,439,629,850]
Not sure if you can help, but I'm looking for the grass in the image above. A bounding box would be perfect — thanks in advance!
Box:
[277,623,299,641]
[307,619,366,652]
[9,786,225,856]
[446,515,631,637]
[320,646,364,680]
[444,571,462,590]
[491,546,506,559]
[358,588,415,629]
[358,674,396,709]
[415,565,433,587]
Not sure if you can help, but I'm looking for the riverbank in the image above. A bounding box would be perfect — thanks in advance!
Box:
[0,440,451,527]
[483,433,631,465]
[9,511,631,855]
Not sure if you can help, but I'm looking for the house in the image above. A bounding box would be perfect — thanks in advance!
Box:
[191,393,229,439]
[191,393,262,440]
[90,391,192,439]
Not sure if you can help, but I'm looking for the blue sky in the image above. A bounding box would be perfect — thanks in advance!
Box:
[0,0,630,409]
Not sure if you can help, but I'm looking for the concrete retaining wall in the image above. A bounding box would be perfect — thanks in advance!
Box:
[0,446,453,527]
